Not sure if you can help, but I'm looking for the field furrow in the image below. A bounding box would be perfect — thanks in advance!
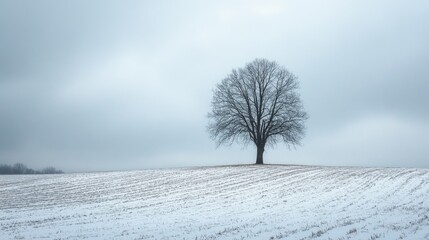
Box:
[0,165,428,239]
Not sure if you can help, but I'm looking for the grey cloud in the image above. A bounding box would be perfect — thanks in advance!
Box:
[1,0,428,171]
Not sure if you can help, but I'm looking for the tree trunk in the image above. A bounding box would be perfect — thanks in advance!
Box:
[256,144,264,164]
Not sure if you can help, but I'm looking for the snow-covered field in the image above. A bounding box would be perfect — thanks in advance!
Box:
[1,165,428,239]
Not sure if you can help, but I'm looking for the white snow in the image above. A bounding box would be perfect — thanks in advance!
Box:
[0,165,428,239]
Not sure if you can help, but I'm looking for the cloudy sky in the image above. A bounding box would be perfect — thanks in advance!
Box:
[1,0,428,172]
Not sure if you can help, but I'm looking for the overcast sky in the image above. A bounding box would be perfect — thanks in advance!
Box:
[1,0,428,172]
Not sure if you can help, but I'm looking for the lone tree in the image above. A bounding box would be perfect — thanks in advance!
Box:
[208,59,308,164]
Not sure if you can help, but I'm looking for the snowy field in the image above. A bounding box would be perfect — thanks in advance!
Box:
[1,165,428,239]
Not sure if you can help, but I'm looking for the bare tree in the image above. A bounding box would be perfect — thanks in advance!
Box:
[208,59,308,164]
[13,163,27,174]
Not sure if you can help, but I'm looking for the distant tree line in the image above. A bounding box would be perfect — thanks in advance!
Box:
[0,163,63,174]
